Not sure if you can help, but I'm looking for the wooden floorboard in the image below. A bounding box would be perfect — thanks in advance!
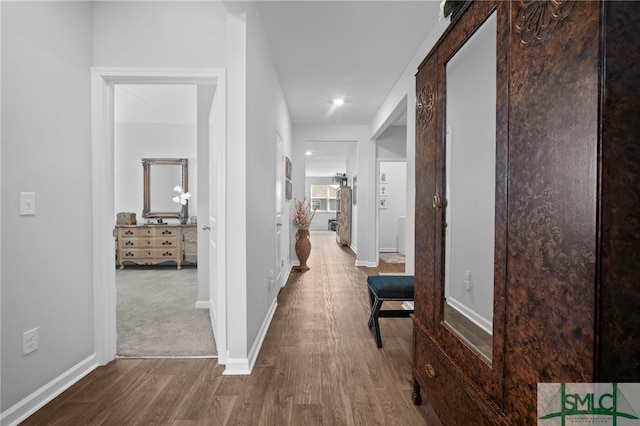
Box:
[21,234,440,425]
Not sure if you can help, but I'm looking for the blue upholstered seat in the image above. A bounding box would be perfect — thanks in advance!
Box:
[366,275,415,348]
[367,275,414,300]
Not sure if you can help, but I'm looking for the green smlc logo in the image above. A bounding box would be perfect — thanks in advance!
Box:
[539,383,639,425]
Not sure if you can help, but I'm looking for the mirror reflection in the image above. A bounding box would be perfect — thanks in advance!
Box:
[142,158,189,219]
[444,12,497,362]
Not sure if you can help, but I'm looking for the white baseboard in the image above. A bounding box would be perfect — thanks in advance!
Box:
[1,354,98,426]
[222,356,251,375]
[195,300,211,310]
[379,248,398,253]
[446,297,492,334]
[280,264,293,288]
[355,260,378,267]
[222,296,278,376]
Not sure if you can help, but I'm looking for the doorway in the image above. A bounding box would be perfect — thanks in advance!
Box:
[378,160,407,271]
[91,67,227,365]
[113,84,214,357]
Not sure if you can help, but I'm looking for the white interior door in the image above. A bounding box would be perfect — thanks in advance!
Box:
[275,130,285,288]
[208,87,226,363]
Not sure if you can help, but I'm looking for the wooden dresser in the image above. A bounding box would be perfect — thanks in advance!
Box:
[335,186,352,246]
[115,224,197,270]
[413,1,640,425]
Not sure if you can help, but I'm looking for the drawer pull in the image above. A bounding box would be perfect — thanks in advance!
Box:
[425,363,436,378]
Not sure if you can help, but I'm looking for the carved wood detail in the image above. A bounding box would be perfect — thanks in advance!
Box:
[416,84,435,128]
[515,0,574,46]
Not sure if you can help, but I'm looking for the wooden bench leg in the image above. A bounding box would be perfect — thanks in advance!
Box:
[368,297,384,348]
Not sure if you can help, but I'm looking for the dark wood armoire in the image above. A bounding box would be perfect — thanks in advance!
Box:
[412,1,640,425]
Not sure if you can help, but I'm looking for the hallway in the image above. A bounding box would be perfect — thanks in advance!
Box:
[22,234,439,425]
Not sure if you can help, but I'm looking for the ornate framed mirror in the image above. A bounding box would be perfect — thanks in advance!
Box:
[142,158,189,219]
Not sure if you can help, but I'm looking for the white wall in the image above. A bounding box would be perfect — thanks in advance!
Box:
[378,162,407,252]
[114,85,198,223]
[376,126,407,253]
[244,6,292,364]
[1,0,94,413]
[377,125,407,159]
[92,1,226,68]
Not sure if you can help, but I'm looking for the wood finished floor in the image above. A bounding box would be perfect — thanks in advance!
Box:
[22,234,440,425]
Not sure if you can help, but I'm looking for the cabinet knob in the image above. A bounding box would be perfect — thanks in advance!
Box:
[425,363,436,378]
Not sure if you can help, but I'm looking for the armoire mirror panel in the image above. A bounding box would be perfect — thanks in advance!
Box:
[142,158,188,219]
[443,11,497,362]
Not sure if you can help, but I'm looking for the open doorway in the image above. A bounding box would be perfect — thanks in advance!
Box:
[91,68,226,366]
[113,84,215,357]
[378,160,407,271]
[375,118,408,273]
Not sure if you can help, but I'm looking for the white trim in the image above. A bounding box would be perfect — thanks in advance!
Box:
[280,264,293,288]
[222,295,277,376]
[355,260,378,268]
[222,357,251,376]
[91,69,117,365]
[195,300,211,310]
[91,67,226,367]
[1,355,98,426]
[379,247,399,253]
[446,297,493,335]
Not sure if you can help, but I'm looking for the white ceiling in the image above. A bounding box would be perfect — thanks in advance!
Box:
[304,140,357,176]
[112,2,442,176]
[257,1,441,175]
[256,1,441,125]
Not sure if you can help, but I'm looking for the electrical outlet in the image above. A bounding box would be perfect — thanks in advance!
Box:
[23,327,39,355]
[463,270,472,291]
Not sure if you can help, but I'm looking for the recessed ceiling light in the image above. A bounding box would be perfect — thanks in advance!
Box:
[305,151,312,156]
[332,98,345,106]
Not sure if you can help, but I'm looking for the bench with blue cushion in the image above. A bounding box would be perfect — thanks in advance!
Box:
[366,275,415,348]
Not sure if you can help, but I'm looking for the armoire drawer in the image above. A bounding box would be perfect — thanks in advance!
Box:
[414,325,495,426]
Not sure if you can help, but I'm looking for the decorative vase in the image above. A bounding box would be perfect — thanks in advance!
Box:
[295,228,311,271]
[179,206,188,224]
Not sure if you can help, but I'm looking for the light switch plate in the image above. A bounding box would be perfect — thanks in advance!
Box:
[20,192,36,215]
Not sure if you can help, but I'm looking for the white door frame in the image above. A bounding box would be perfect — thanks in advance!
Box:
[90,67,227,365]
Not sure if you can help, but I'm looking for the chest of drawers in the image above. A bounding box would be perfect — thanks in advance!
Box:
[115,224,197,269]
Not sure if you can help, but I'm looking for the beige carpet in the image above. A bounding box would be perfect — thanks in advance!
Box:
[116,265,216,358]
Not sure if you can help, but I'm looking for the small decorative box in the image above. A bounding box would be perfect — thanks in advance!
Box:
[116,212,137,225]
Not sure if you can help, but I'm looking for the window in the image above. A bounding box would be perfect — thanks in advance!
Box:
[310,184,338,212]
